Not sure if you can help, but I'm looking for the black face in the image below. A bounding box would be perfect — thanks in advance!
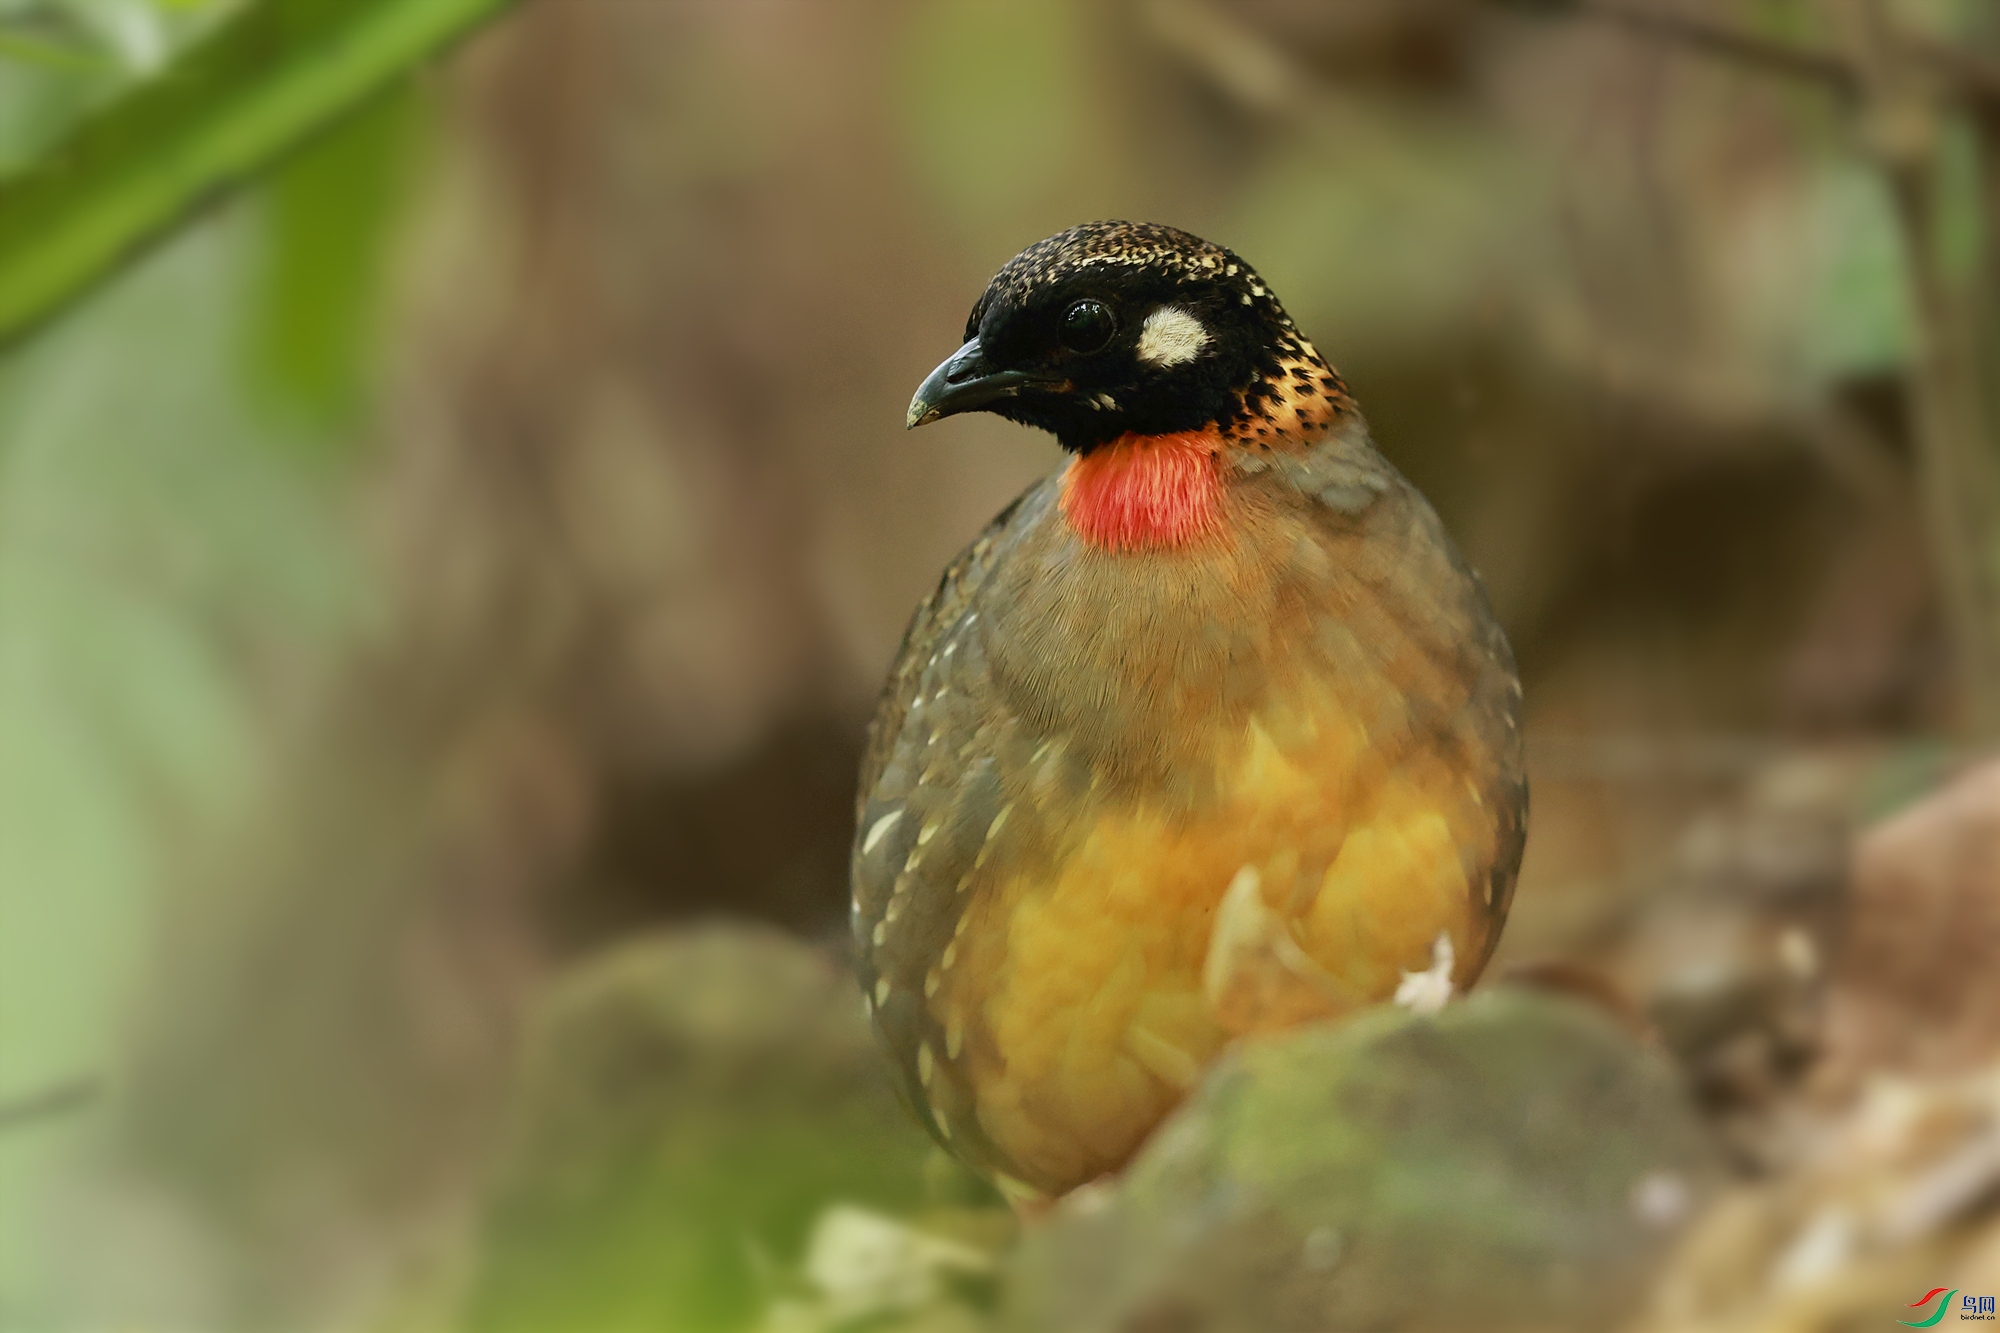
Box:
[907,221,1301,453]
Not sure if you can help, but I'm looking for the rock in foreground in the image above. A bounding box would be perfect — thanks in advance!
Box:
[461,924,993,1333]
[1005,990,1724,1333]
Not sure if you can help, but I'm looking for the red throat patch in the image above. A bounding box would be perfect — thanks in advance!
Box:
[1059,430,1223,552]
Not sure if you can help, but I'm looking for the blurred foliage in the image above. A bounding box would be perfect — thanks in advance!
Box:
[1226,114,1541,357]
[0,52,426,1317]
[0,0,513,347]
[0,209,372,1319]
[895,0,1091,246]
[1795,161,1911,384]
[0,0,244,169]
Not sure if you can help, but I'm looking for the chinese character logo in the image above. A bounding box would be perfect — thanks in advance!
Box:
[1902,1289,1958,1328]
[1964,1293,1999,1320]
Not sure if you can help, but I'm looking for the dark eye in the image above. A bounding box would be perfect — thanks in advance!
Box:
[1059,299,1115,354]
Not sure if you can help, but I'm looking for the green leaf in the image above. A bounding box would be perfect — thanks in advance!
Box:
[0,0,520,348]
[248,78,425,427]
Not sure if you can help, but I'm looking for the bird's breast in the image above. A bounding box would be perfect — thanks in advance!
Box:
[983,471,1341,797]
[856,457,1523,1200]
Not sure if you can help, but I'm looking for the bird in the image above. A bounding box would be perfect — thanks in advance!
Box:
[851,221,1526,1206]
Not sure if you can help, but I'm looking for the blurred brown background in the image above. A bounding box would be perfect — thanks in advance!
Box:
[0,0,1993,1329]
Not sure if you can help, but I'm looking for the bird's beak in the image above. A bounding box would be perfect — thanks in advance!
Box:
[906,337,1064,429]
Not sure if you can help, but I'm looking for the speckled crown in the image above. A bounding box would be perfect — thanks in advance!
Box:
[967,221,1288,338]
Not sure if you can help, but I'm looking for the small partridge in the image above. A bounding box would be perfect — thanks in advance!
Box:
[852,222,1527,1204]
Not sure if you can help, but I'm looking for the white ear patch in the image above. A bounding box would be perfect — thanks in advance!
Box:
[1135,305,1211,368]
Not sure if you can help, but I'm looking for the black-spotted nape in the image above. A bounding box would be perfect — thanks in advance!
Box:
[1218,317,1356,451]
[924,220,1357,454]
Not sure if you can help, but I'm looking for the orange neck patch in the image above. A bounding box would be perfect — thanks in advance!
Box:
[1059,430,1223,552]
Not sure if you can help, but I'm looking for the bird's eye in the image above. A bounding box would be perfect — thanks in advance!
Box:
[1059,299,1115,354]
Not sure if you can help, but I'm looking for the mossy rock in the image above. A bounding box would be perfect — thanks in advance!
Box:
[1004,990,1725,1333]
[460,924,994,1333]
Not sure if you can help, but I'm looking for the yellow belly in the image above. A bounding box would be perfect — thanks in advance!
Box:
[943,692,1496,1197]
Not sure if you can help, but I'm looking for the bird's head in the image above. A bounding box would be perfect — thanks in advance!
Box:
[907,221,1351,457]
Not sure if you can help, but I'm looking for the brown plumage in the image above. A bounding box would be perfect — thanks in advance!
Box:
[853,223,1525,1203]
